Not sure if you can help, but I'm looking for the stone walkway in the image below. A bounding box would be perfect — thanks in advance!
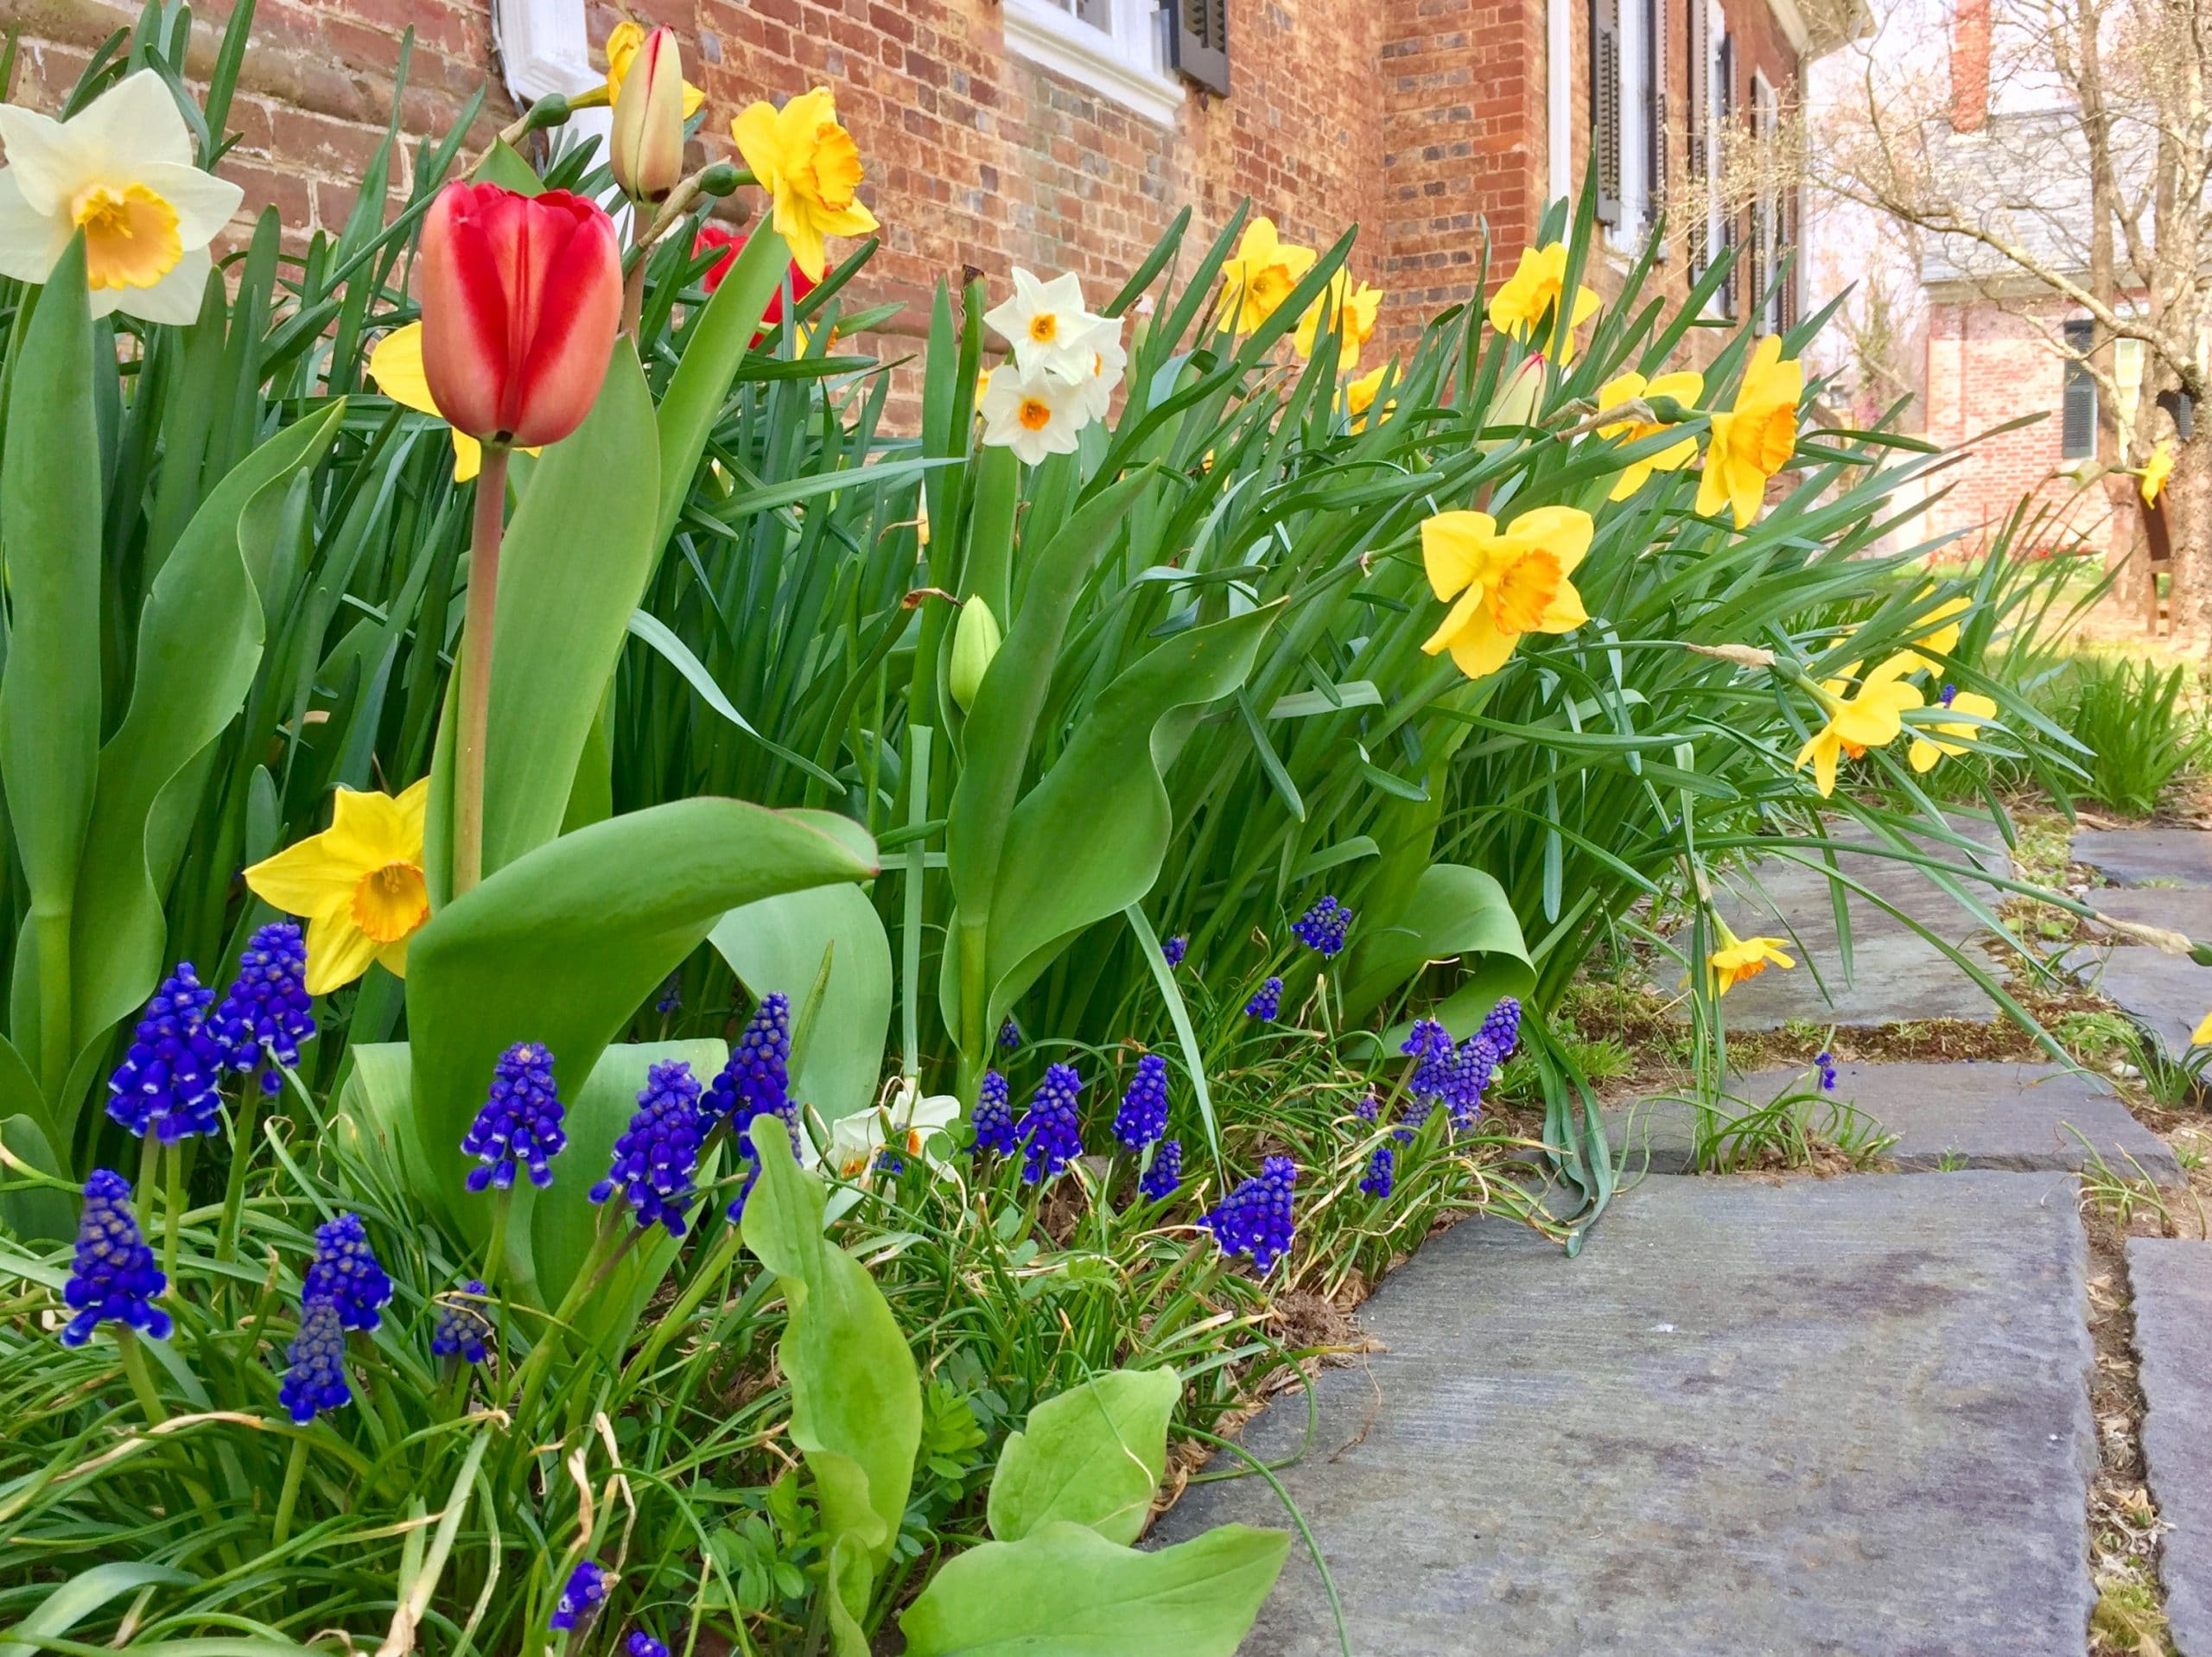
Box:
[2065,824,2212,1064]
[1160,812,2208,1656]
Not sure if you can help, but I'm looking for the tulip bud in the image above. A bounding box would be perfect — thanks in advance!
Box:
[609,26,686,203]
[949,598,1002,711]
[420,181,623,448]
[1479,354,1546,453]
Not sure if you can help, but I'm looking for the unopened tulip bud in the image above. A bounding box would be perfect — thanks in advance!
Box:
[1479,354,1545,454]
[609,25,686,204]
[949,598,1002,711]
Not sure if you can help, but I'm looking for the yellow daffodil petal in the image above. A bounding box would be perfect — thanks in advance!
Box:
[2194,1007,2212,1046]
[1421,511,1496,599]
[1445,610,1521,680]
[302,908,383,997]
[367,324,441,418]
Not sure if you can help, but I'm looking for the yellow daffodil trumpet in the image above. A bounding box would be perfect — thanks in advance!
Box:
[245,781,433,995]
[1419,506,1592,680]
[1217,217,1318,335]
[1294,270,1383,371]
[1696,334,1802,528]
[2142,440,2175,505]
[1706,918,1796,996]
[730,86,878,282]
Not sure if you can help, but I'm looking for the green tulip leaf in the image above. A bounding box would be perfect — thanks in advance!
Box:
[1342,862,1534,1039]
[897,1520,1290,1657]
[988,1368,1179,1546]
[709,882,893,1127]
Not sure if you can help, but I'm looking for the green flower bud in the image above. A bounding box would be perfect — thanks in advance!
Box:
[949,598,1002,712]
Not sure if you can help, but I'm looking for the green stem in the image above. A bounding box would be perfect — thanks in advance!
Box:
[453,441,511,898]
[270,1435,309,1548]
[162,1138,184,1289]
[482,1186,514,1291]
[620,1223,746,1391]
[216,1080,261,1266]
[116,1328,168,1425]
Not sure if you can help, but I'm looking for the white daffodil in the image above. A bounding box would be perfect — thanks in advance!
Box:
[824,1081,964,1182]
[1075,329,1127,425]
[980,363,1087,466]
[0,71,244,324]
[983,267,1113,384]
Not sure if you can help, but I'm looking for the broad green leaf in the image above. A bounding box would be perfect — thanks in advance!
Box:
[710,883,892,1126]
[406,801,875,1243]
[987,1368,1179,1546]
[0,1109,73,1244]
[743,1116,920,1598]
[0,1561,196,1657]
[898,1521,1290,1657]
[331,1041,430,1197]
[1,239,101,1098]
[1342,862,1535,1033]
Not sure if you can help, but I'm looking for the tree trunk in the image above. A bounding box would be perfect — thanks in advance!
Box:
[2170,431,2212,647]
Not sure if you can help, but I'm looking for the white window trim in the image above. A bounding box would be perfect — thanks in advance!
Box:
[490,0,612,150]
[1002,0,1184,128]
[1702,0,1726,302]
[1614,0,1649,243]
[1751,71,1779,329]
[1548,0,1573,205]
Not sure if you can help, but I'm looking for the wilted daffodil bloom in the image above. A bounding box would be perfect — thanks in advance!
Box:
[730,86,878,282]
[1597,370,1705,499]
[2142,440,2174,505]
[1294,270,1383,371]
[1707,918,1796,996]
[983,267,1115,384]
[1217,216,1317,335]
[1419,506,1592,680]
[603,19,707,117]
[0,70,244,324]
[1794,653,1924,797]
[609,24,687,203]
[1909,683,1999,773]
[1488,242,1599,361]
[1696,333,1803,528]
[245,781,431,995]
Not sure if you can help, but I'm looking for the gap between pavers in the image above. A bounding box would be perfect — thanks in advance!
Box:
[2127,1238,2212,1657]
[1603,1061,2181,1184]
[2066,945,2211,1065]
[1154,1171,2096,1657]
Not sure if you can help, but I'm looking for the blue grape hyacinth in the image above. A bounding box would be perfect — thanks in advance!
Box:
[1244,976,1283,1020]
[1401,1018,1451,1063]
[655,976,682,1015]
[998,1017,1023,1051]
[1139,1138,1182,1202]
[279,1297,352,1423]
[106,963,226,1143]
[1430,1035,1499,1128]
[626,1635,670,1657]
[550,1559,609,1633]
[1360,1145,1395,1200]
[591,1060,706,1235]
[1815,1050,1839,1091]
[302,1213,394,1332]
[1113,1054,1169,1152]
[706,994,791,1127]
[1201,1156,1297,1276]
[208,922,315,1093]
[1354,1092,1380,1121]
[1293,895,1353,957]
[461,1042,567,1192]
[60,1171,170,1346]
[971,1070,1019,1157]
[1018,1063,1084,1184]
[431,1280,491,1365]
[1478,995,1522,1059]
[1161,934,1187,968]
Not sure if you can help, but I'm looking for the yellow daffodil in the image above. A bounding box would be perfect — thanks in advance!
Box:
[1908,687,1999,772]
[245,780,432,995]
[1419,506,1592,680]
[604,19,707,118]
[1910,587,1971,664]
[1487,242,1599,361]
[0,70,245,324]
[2142,440,2174,505]
[365,325,542,483]
[730,86,878,282]
[1696,334,1803,528]
[1344,362,1396,431]
[2193,1007,2212,1046]
[1597,369,1705,499]
[1217,217,1317,335]
[1707,919,1795,995]
[1294,270,1382,371]
[1794,652,1924,797]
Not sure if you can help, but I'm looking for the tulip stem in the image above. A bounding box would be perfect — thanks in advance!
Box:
[454,443,511,898]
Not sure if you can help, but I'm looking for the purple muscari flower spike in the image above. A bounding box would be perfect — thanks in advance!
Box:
[1112,1054,1170,1152]
[279,1297,352,1423]
[1477,996,1522,1060]
[998,1018,1023,1051]
[1354,1092,1380,1121]
[1815,1050,1839,1091]
[1360,1145,1395,1200]
[1401,1018,1452,1063]
[208,923,316,1094]
[1940,682,1958,708]
[550,1559,609,1633]
[431,1280,491,1364]
[655,976,682,1015]
[302,1213,394,1332]
[705,994,791,1127]
[1244,977,1283,1020]
[1139,1138,1182,1202]
[626,1635,670,1657]
[105,964,226,1143]
[591,1061,706,1235]
[971,1070,1020,1157]
[1018,1063,1084,1184]
[60,1171,170,1346]
[1292,896,1353,957]
[1200,1157,1297,1276]
[1162,934,1188,968]
[1429,1035,1499,1129]
[462,1042,567,1192]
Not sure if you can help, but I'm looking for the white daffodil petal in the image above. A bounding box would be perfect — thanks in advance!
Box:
[0,169,73,283]
[134,160,243,247]
[99,244,213,325]
[72,69,195,175]
[0,105,81,216]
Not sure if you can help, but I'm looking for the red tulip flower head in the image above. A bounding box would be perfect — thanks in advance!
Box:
[419,181,623,449]
[692,224,817,343]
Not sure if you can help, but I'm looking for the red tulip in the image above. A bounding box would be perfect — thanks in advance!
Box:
[692,223,817,341]
[419,181,622,448]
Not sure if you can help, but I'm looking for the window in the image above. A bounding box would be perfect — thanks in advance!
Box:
[1748,72,1779,333]
[1592,0,1623,225]
[1593,0,1661,238]
[2062,318,2097,459]
[1713,27,1736,316]
[1003,0,1185,125]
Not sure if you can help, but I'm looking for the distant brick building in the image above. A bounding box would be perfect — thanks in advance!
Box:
[8,0,1835,351]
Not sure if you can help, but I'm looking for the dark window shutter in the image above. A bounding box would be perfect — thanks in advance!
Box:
[1649,0,1668,210]
[1686,0,1707,275]
[1592,0,1623,225]
[1780,177,1799,329]
[1716,33,1736,315]
[1170,0,1228,95]
[2062,319,2096,458]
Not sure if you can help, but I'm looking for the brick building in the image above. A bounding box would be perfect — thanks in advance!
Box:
[8,0,1841,350]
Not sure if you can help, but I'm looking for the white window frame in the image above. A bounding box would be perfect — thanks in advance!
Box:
[1002,0,1184,128]
[1548,0,1574,205]
[1614,0,1650,243]
[1751,70,1779,330]
[1702,0,1726,306]
[490,0,613,153]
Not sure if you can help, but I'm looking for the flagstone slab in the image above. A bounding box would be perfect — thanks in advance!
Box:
[2082,886,2212,943]
[2067,944,2211,1063]
[2072,827,2212,888]
[2129,1238,2212,1657]
[1154,1172,2096,1656]
[1603,1061,2180,1183]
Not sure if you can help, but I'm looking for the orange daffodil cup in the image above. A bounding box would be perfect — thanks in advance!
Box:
[1706,918,1796,996]
[1419,507,1592,680]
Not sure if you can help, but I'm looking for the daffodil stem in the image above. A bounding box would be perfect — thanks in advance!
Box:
[454,443,511,898]
[270,1435,309,1548]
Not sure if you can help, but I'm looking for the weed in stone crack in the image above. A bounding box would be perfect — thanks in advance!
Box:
[2090,1577,2171,1657]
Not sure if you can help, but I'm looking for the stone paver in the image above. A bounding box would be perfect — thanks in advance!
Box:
[2072,827,2212,888]
[1604,1060,2181,1183]
[2084,886,2212,942]
[2066,944,2210,1063]
[2128,1239,2212,1657]
[1156,1172,2096,1656]
[1705,816,2012,1030]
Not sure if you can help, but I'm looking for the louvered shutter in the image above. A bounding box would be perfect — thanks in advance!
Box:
[1716,32,1736,316]
[1780,179,1799,329]
[1686,0,1708,276]
[1649,0,1669,213]
[1170,0,1229,95]
[1592,0,1623,225]
[2062,319,2097,459]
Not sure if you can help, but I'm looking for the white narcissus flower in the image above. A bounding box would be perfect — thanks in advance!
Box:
[0,71,244,324]
[824,1081,964,1182]
[980,364,1086,466]
[1075,329,1127,425]
[983,267,1114,384]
